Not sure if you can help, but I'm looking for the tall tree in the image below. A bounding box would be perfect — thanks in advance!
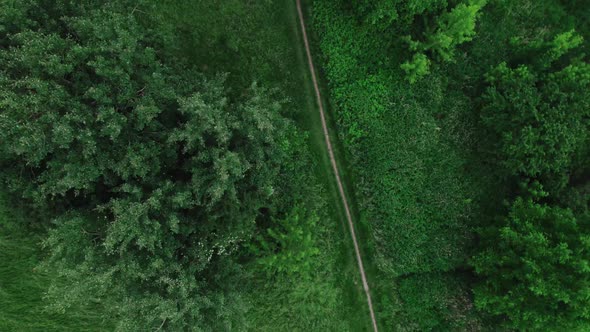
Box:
[0,1,295,330]
[480,31,590,186]
[402,0,487,82]
[474,29,590,330]
[472,195,590,330]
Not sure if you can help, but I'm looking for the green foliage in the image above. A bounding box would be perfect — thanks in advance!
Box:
[244,266,352,331]
[253,207,320,276]
[546,30,584,64]
[314,0,474,274]
[398,273,479,331]
[401,53,431,83]
[353,0,448,28]
[314,0,590,330]
[472,196,590,330]
[313,0,482,329]
[0,1,296,330]
[400,0,487,82]
[423,0,487,61]
[481,38,590,182]
[0,0,368,330]
[0,193,112,331]
[4,0,588,330]
[347,0,487,82]
[472,11,590,330]
[244,201,357,331]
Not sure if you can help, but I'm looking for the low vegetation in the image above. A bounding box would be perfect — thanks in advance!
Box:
[0,193,112,331]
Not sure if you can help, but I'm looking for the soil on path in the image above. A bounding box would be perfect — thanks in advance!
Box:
[295,1,379,331]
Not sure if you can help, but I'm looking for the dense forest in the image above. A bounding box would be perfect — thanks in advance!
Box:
[0,0,588,331]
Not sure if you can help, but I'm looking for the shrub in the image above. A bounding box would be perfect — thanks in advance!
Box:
[401,53,431,83]
[252,207,320,276]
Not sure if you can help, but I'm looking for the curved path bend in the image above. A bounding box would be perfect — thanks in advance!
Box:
[295,1,379,331]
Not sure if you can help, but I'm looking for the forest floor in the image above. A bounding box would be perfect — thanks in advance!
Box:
[295,0,378,331]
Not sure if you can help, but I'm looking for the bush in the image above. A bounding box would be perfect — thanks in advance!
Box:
[401,53,431,83]
[474,27,590,330]
[399,0,487,83]
[398,273,479,331]
[313,1,481,329]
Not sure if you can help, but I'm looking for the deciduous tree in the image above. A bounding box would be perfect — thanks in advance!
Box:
[480,33,590,183]
[0,1,295,330]
[472,195,590,330]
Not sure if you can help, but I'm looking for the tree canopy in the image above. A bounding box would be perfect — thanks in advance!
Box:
[473,28,590,330]
[473,195,590,330]
[0,1,296,330]
[481,32,590,182]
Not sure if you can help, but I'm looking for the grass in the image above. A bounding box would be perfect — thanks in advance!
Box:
[294,1,384,329]
[0,193,112,331]
[261,1,372,330]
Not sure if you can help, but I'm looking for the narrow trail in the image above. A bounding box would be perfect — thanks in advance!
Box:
[295,1,378,331]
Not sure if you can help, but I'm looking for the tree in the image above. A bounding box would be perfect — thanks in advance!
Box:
[251,207,320,276]
[480,34,590,182]
[423,0,487,61]
[472,196,590,330]
[339,0,486,83]
[473,29,590,330]
[400,0,487,82]
[545,30,584,65]
[0,1,295,330]
[401,52,431,83]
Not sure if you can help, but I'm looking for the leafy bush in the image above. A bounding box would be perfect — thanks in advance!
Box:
[425,0,487,60]
[398,273,478,331]
[401,0,487,82]
[320,0,486,84]
[314,0,590,330]
[352,0,448,28]
[401,53,431,83]
[313,1,481,329]
[0,193,112,331]
[474,26,590,330]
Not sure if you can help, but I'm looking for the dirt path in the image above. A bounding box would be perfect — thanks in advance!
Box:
[295,1,378,331]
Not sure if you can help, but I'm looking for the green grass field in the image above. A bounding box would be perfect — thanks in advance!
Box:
[0,193,112,331]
